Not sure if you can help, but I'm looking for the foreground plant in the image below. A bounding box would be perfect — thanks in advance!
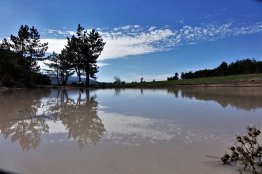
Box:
[221,125,262,173]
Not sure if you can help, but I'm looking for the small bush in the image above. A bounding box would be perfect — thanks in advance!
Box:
[221,125,262,173]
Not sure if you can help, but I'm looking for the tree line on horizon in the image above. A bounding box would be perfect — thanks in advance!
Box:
[0,24,105,87]
[168,59,262,81]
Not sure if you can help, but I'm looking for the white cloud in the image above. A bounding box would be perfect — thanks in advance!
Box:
[46,29,75,36]
[99,28,176,60]
[148,26,157,31]
[37,60,51,73]
[41,22,262,60]
[42,26,176,60]
[120,25,131,30]
[97,62,110,67]
[41,39,67,53]
[37,56,110,73]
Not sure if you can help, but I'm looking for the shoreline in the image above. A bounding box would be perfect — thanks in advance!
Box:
[2,74,262,90]
[2,82,262,91]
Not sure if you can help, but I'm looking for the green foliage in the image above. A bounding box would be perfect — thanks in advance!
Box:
[140,77,144,83]
[114,76,121,84]
[10,25,48,59]
[181,59,262,79]
[44,52,61,85]
[58,49,75,86]
[44,51,74,86]
[44,24,105,87]
[65,25,84,82]
[9,25,48,84]
[1,24,105,87]
[0,25,50,87]
[65,24,105,86]
[0,49,25,86]
[168,72,179,81]
[31,73,51,85]
[0,48,51,87]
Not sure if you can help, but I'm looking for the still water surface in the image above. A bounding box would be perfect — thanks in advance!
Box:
[0,87,262,174]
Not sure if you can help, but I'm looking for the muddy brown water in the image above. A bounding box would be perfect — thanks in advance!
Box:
[0,87,262,174]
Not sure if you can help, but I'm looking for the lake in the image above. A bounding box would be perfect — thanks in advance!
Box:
[0,87,262,174]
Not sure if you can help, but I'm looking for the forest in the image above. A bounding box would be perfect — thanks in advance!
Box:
[168,59,262,80]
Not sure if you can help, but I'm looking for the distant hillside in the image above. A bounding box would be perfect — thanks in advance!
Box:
[125,74,262,87]
[180,59,262,80]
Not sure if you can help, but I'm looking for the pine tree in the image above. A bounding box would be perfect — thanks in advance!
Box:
[44,52,61,85]
[65,24,105,86]
[65,25,85,84]
[58,49,75,86]
[8,25,48,85]
[82,29,105,86]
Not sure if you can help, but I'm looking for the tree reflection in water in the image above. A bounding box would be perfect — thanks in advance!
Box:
[0,89,50,151]
[55,89,106,150]
[0,89,105,151]
[167,87,262,111]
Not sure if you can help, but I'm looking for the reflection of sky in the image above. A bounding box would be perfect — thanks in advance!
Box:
[36,89,97,116]
[2,88,262,174]
[99,111,229,145]
[44,110,229,145]
[94,89,262,132]
[41,88,262,146]
[2,88,262,147]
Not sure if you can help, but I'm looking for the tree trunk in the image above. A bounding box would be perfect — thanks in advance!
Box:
[86,89,90,102]
[77,54,82,83]
[56,68,61,86]
[61,73,68,86]
[61,73,65,86]
[77,92,81,106]
[25,67,31,87]
[62,80,66,86]
[85,70,90,87]
[78,73,82,83]
[75,67,82,83]
[64,75,69,86]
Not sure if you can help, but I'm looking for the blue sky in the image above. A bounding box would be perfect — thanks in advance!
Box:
[0,0,262,82]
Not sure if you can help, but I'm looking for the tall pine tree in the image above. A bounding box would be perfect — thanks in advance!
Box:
[82,29,105,86]
[65,25,85,84]
[8,25,48,86]
[66,24,105,86]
